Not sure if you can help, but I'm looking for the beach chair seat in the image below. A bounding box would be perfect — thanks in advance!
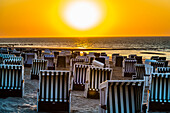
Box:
[57,55,66,68]
[37,70,71,112]
[122,58,137,77]
[148,73,170,112]
[99,80,145,113]
[30,59,48,79]
[73,63,93,90]
[0,64,24,97]
[44,54,55,70]
[84,67,112,99]
[25,53,37,67]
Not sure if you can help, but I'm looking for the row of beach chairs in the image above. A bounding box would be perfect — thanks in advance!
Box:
[0,51,170,112]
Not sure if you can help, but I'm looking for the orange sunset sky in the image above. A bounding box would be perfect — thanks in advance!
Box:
[0,0,170,38]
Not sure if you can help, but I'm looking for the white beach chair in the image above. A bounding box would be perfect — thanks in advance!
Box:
[99,80,145,113]
[30,59,48,79]
[148,73,170,112]
[37,70,71,112]
[73,63,93,90]
[84,67,112,99]
[122,58,137,77]
[0,64,24,97]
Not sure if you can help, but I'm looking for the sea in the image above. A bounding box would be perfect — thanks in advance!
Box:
[1,37,170,60]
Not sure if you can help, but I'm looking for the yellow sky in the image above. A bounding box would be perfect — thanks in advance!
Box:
[0,0,170,38]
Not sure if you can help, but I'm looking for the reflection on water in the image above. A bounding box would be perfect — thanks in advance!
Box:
[74,39,93,48]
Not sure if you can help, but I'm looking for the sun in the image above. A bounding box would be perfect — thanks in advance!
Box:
[63,1,103,30]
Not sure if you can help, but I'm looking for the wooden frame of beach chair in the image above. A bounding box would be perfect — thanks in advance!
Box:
[151,62,165,72]
[99,80,145,113]
[37,70,71,112]
[148,73,170,112]
[122,58,137,77]
[0,64,24,97]
[25,53,37,67]
[73,63,93,90]
[144,64,153,87]
[84,67,112,99]
[44,54,55,70]
[157,67,170,73]
[30,59,48,79]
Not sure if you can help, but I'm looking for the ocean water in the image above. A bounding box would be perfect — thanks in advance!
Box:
[1,37,170,60]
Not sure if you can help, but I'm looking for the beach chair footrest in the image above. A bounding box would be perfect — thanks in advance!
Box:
[149,102,170,112]
[87,90,99,99]
[38,101,69,112]
[124,72,135,77]
[0,89,22,98]
[73,84,85,91]
[31,74,39,80]
[24,64,32,67]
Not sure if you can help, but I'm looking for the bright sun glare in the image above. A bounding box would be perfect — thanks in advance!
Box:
[63,1,102,30]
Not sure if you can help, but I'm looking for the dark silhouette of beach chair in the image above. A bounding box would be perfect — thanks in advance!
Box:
[44,54,55,70]
[148,73,170,112]
[73,63,93,90]
[24,53,37,67]
[99,80,145,113]
[135,56,143,64]
[37,70,71,112]
[84,67,112,99]
[0,64,24,97]
[122,58,137,77]
[112,54,119,67]
[30,59,48,79]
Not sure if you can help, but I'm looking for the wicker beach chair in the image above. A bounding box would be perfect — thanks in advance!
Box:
[70,58,85,72]
[99,80,145,113]
[0,64,24,97]
[122,58,137,77]
[133,64,145,80]
[84,67,112,99]
[30,59,48,79]
[44,54,55,70]
[24,53,37,67]
[148,73,170,112]
[73,63,93,90]
[37,70,71,112]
